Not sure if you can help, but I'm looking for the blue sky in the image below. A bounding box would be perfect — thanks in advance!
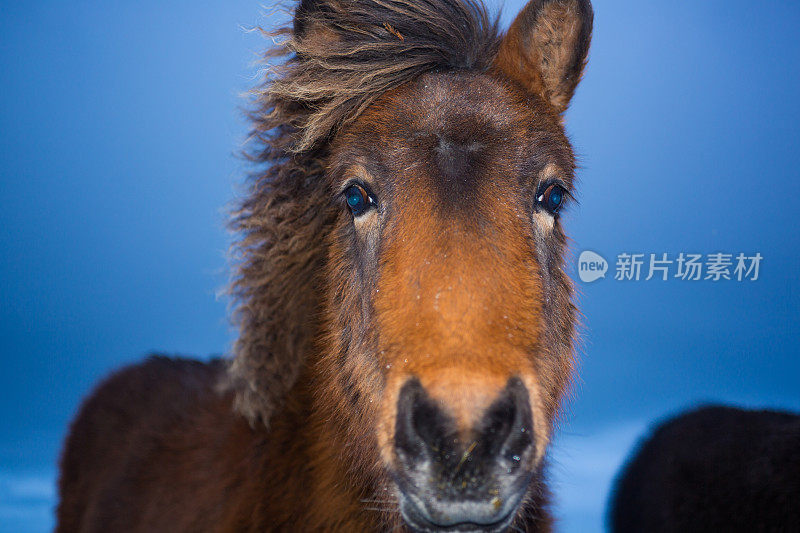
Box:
[1,1,799,531]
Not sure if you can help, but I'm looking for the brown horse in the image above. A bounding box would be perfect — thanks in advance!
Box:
[57,0,593,531]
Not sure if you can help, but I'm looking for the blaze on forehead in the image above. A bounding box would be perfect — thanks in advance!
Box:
[331,71,577,190]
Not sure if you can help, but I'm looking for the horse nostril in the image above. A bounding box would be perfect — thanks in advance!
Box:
[481,393,517,457]
[479,377,533,461]
[395,379,452,459]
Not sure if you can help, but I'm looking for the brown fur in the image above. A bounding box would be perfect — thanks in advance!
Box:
[58,0,592,531]
[227,0,502,429]
[495,0,592,114]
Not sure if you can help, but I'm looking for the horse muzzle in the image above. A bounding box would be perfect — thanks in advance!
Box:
[392,377,536,532]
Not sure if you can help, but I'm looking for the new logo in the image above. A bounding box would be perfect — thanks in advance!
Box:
[578,250,608,283]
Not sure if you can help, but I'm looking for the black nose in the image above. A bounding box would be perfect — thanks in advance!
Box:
[394,377,535,529]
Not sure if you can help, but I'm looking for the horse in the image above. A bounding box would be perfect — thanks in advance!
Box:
[609,405,800,532]
[56,0,593,530]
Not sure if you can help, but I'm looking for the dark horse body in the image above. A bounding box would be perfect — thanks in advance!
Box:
[58,0,593,530]
[58,356,381,531]
[610,405,800,532]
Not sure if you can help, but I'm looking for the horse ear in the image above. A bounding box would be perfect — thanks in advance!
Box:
[495,0,593,114]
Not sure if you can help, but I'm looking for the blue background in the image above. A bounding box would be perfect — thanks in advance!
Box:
[1,1,798,531]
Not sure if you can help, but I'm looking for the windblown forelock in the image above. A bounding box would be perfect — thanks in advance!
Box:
[254,0,501,153]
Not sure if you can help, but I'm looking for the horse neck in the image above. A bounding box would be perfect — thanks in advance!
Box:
[257,363,393,530]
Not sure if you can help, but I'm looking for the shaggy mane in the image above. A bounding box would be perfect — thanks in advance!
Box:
[258,0,500,153]
[228,0,501,426]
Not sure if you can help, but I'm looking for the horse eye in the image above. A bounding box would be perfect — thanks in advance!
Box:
[344,183,374,217]
[537,183,567,215]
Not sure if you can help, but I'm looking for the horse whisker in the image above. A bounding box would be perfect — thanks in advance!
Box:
[453,440,478,476]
